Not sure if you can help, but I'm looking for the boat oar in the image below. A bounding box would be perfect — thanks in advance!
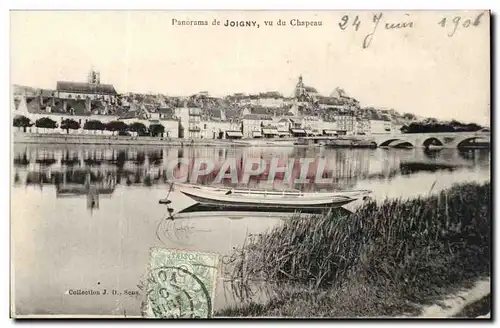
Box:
[167,208,174,220]
[159,181,175,204]
[159,182,175,220]
[166,181,174,198]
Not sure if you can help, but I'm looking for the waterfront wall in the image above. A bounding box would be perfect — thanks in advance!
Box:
[13,131,491,149]
[12,132,239,147]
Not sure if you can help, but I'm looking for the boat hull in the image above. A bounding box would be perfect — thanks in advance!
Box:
[174,184,371,214]
[178,193,354,213]
[172,206,353,219]
[231,139,295,147]
[175,183,370,199]
[163,183,372,216]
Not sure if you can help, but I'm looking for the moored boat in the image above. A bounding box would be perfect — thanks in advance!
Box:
[161,183,372,215]
[232,139,295,147]
[324,138,377,149]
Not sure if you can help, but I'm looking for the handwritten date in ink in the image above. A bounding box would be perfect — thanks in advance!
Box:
[338,15,361,31]
[438,12,485,37]
[338,13,413,49]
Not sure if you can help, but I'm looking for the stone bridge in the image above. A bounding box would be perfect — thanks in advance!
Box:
[366,131,491,149]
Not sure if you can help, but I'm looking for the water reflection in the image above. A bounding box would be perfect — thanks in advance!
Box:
[458,148,491,162]
[11,144,491,315]
[13,152,30,166]
[13,145,490,193]
[11,143,491,234]
[423,148,442,160]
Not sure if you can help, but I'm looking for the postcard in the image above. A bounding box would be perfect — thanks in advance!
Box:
[10,10,491,319]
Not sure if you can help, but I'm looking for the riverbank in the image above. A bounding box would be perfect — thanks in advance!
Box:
[453,293,491,318]
[13,132,491,150]
[13,132,297,147]
[12,132,245,147]
[216,182,491,318]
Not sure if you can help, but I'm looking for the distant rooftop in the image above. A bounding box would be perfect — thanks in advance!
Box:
[243,114,272,120]
[304,86,318,93]
[24,96,92,116]
[57,81,117,96]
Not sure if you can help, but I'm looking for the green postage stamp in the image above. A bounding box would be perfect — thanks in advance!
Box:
[143,248,219,319]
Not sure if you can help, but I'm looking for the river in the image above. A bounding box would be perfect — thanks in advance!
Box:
[11,143,490,316]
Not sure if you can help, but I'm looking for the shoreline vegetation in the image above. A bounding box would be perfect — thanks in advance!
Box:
[453,293,491,318]
[216,182,491,318]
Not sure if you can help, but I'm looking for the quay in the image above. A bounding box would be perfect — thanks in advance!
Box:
[13,131,491,149]
[12,132,244,147]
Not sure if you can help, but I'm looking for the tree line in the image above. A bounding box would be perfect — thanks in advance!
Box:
[13,115,166,137]
[400,120,484,133]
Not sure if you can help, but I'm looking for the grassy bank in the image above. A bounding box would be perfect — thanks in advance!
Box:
[453,294,491,318]
[217,182,491,317]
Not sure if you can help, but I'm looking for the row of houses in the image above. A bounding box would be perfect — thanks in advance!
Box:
[12,72,403,139]
[13,93,179,137]
[13,93,398,139]
[239,113,397,139]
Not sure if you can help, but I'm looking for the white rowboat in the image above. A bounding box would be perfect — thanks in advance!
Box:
[162,183,372,215]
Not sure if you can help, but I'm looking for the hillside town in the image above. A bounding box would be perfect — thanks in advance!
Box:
[12,69,466,139]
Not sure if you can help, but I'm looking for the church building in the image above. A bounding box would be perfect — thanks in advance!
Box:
[56,69,118,102]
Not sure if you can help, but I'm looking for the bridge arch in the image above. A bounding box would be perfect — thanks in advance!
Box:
[422,137,444,148]
[379,139,400,147]
[457,137,490,149]
[379,138,414,148]
[392,141,414,148]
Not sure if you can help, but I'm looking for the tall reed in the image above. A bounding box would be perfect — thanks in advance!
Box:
[221,182,491,316]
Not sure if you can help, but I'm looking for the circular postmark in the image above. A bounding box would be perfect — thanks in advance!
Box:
[146,265,212,319]
[157,219,195,246]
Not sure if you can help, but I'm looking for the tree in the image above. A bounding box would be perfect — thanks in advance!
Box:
[423,117,438,124]
[13,115,33,132]
[465,123,482,132]
[401,121,483,134]
[402,113,416,121]
[60,118,80,134]
[149,124,165,137]
[106,121,129,135]
[83,120,106,134]
[128,122,148,136]
[35,117,58,132]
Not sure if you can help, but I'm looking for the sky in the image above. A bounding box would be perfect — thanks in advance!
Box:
[10,10,490,125]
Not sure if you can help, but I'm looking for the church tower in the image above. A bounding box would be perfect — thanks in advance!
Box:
[294,75,306,99]
[87,68,100,85]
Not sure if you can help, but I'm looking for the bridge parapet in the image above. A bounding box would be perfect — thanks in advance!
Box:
[366,132,490,149]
